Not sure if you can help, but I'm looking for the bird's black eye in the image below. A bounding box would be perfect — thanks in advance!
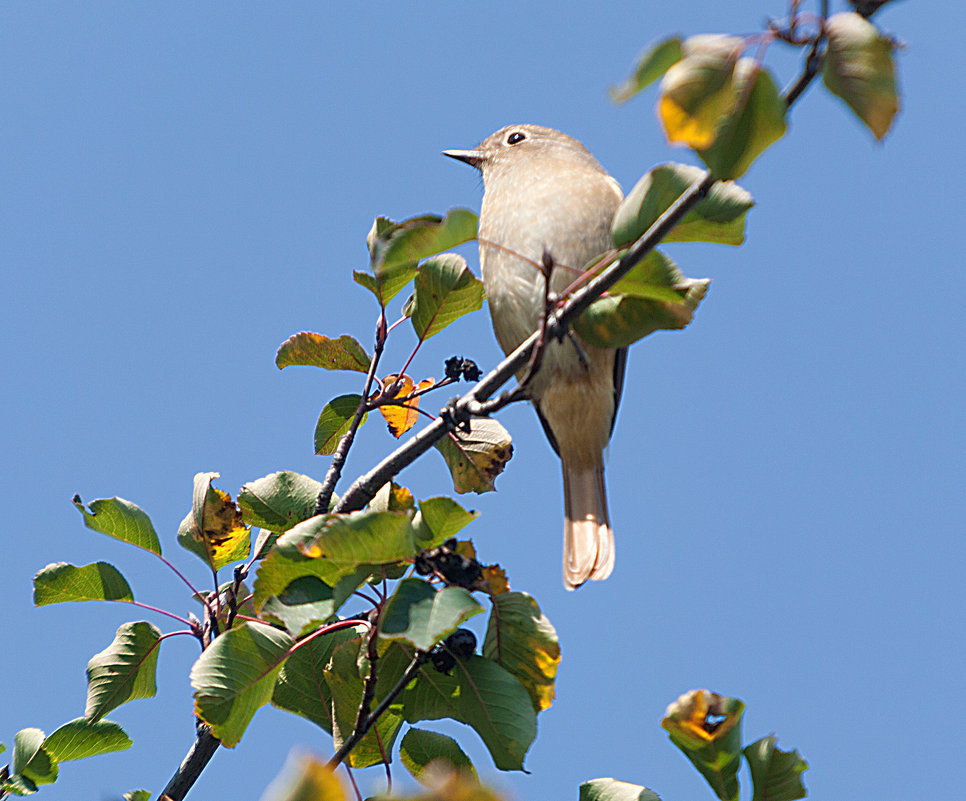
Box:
[506,131,526,145]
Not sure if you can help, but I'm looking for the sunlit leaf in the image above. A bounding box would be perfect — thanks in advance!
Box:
[479,563,509,595]
[402,655,536,771]
[315,395,366,455]
[662,689,745,801]
[435,418,512,494]
[177,472,251,571]
[697,60,787,179]
[822,11,899,140]
[354,263,420,305]
[123,791,151,801]
[412,497,479,547]
[579,778,661,801]
[252,510,417,609]
[260,576,340,637]
[12,729,56,787]
[373,209,478,272]
[381,578,484,651]
[400,728,478,786]
[86,622,161,723]
[379,374,421,438]
[369,481,416,513]
[411,254,485,340]
[43,719,131,762]
[659,35,744,148]
[574,279,710,348]
[258,752,347,801]
[191,621,294,747]
[611,36,683,102]
[239,471,325,533]
[483,592,560,712]
[275,332,371,373]
[611,162,753,247]
[72,495,161,555]
[744,735,809,801]
[33,562,133,606]
[610,250,695,303]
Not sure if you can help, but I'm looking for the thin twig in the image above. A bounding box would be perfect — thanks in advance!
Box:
[782,0,829,106]
[327,651,428,768]
[315,314,387,514]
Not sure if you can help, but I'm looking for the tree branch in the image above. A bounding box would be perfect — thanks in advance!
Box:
[327,651,428,768]
[334,171,715,513]
[157,723,221,801]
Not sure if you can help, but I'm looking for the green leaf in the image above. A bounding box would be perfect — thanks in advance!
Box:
[697,61,787,179]
[33,562,133,606]
[574,280,710,349]
[275,333,371,372]
[43,718,131,762]
[744,735,809,801]
[435,418,513,495]
[238,471,325,533]
[190,621,294,747]
[410,254,485,340]
[177,472,251,571]
[354,263,419,305]
[822,11,899,140]
[86,622,162,723]
[123,792,152,801]
[326,639,404,768]
[400,728,477,785]
[373,209,478,272]
[412,497,479,547]
[611,162,753,248]
[658,34,744,148]
[381,578,483,651]
[272,625,367,732]
[252,510,416,610]
[579,778,661,801]
[610,249,696,303]
[483,592,560,712]
[662,689,745,801]
[1,773,39,796]
[72,495,161,556]
[611,36,683,102]
[315,395,366,456]
[12,729,56,787]
[260,576,345,637]
[402,655,536,771]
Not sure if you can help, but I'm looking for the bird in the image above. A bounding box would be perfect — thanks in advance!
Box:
[443,124,626,590]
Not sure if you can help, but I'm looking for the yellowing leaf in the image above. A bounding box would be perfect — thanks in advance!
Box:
[434,419,513,494]
[822,12,899,140]
[483,592,560,712]
[370,481,416,512]
[275,332,371,373]
[260,752,348,801]
[659,35,744,148]
[379,374,419,438]
[177,472,251,571]
[479,564,509,595]
[662,689,745,801]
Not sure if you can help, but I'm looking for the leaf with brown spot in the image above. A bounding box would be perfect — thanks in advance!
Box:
[434,419,513,494]
[177,472,251,571]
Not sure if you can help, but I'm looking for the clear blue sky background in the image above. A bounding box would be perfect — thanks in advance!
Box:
[2,2,962,800]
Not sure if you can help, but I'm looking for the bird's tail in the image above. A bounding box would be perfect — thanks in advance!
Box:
[561,458,615,590]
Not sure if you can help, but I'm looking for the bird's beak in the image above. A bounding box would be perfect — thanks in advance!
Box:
[442,148,484,169]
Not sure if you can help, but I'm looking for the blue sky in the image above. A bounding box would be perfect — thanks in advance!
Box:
[2,2,962,800]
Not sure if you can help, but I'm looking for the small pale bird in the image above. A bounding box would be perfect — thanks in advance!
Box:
[444,124,626,590]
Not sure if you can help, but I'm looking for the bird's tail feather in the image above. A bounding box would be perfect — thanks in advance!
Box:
[561,460,614,590]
